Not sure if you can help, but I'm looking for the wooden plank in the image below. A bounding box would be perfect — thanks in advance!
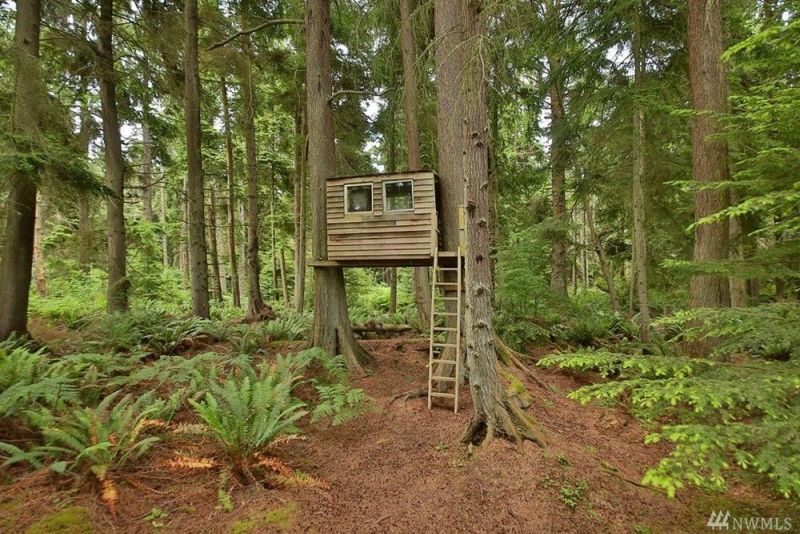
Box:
[330,249,430,257]
[330,237,431,247]
[330,230,430,240]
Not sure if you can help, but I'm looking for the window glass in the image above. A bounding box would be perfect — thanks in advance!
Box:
[346,184,373,213]
[384,180,414,211]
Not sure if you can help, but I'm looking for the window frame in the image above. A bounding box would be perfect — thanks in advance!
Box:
[382,179,415,213]
[344,183,374,215]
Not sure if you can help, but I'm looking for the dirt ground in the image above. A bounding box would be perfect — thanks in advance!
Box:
[1,337,795,533]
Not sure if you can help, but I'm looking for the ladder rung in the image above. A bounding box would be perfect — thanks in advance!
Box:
[432,376,455,382]
[429,392,456,399]
[430,359,457,365]
[432,343,457,348]
[433,327,457,332]
[434,312,457,317]
[435,282,461,286]
[438,267,459,271]
[440,297,459,301]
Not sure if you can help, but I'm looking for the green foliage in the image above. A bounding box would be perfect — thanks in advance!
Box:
[654,303,800,361]
[1,391,165,478]
[559,480,589,509]
[311,384,370,426]
[88,310,210,354]
[189,361,307,470]
[540,318,800,499]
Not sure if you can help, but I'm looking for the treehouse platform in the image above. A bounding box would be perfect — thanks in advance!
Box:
[311,170,464,269]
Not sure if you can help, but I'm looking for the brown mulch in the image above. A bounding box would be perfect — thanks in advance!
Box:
[1,337,793,533]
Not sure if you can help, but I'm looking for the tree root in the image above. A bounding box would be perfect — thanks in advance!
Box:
[494,335,553,392]
[388,387,427,406]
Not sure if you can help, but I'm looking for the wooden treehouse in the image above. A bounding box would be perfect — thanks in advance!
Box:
[317,170,466,413]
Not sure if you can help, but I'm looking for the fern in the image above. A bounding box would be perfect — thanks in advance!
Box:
[311,384,369,426]
[189,361,307,475]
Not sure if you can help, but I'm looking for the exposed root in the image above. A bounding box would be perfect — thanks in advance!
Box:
[388,387,427,406]
[494,335,553,392]
[243,303,276,323]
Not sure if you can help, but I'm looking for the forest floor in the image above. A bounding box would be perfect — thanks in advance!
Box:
[1,331,795,533]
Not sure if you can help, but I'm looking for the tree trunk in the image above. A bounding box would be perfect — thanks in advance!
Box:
[432,0,467,383]
[98,0,129,313]
[280,248,290,306]
[585,198,620,312]
[387,268,397,314]
[687,0,731,308]
[0,0,41,340]
[208,184,223,302]
[141,119,155,221]
[160,184,169,266]
[547,0,568,297]
[77,91,93,271]
[292,101,306,313]
[460,0,545,448]
[33,194,47,296]
[399,0,432,325]
[184,0,210,318]
[307,0,370,374]
[241,22,272,319]
[270,164,278,301]
[632,0,650,340]
[220,76,241,307]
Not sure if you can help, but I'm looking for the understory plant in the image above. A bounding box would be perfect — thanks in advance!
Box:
[539,304,800,499]
[0,391,166,510]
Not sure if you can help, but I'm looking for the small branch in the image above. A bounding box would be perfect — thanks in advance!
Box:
[328,89,387,103]
[206,19,303,51]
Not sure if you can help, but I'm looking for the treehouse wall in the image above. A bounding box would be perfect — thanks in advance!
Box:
[325,171,437,264]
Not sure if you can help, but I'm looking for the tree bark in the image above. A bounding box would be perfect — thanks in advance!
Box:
[141,119,155,221]
[280,248,289,306]
[687,0,731,308]
[33,194,47,296]
[78,88,93,271]
[461,0,545,448]
[631,0,650,340]
[208,184,223,302]
[240,15,272,319]
[161,184,169,266]
[432,0,467,383]
[270,164,278,300]
[547,0,568,297]
[292,100,306,313]
[220,76,241,307]
[399,0,433,326]
[307,0,370,374]
[98,0,129,313]
[0,0,41,340]
[184,0,210,318]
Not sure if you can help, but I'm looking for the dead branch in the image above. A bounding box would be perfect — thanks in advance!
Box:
[206,19,303,51]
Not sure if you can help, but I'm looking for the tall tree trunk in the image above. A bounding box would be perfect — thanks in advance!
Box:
[387,268,398,314]
[270,164,278,300]
[208,184,223,302]
[632,0,650,339]
[432,0,467,383]
[585,198,620,312]
[386,89,399,317]
[161,184,169,266]
[220,76,241,307]
[241,18,272,319]
[399,0,432,325]
[687,0,731,308]
[547,0,568,297]
[141,119,155,221]
[77,87,93,271]
[460,0,545,448]
[98,0,129,313]
[0,0,41,340]
[280,248,289,306]
[184,0,210,318]
[307,0,370,373]
[292,101,306,313]
[33,194,47,296]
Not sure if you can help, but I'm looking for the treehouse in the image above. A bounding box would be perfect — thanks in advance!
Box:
[321,170,463,267]
[320,170,465,413]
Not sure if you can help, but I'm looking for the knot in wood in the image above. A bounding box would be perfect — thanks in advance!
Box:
[476,253,484,262]
[466,200,476,213]
[478,219,487,228]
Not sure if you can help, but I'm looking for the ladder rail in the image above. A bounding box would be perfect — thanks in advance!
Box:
[427,247,463,414]
[427,248,438,410]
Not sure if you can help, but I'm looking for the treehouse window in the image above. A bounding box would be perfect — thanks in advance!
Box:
[383,180,414,212]
[345,184,373,213]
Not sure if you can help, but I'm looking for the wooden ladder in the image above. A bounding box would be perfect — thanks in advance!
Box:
[427,248,462,413]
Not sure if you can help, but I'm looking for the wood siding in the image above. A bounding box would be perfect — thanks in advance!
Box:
[326,171,437,262]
